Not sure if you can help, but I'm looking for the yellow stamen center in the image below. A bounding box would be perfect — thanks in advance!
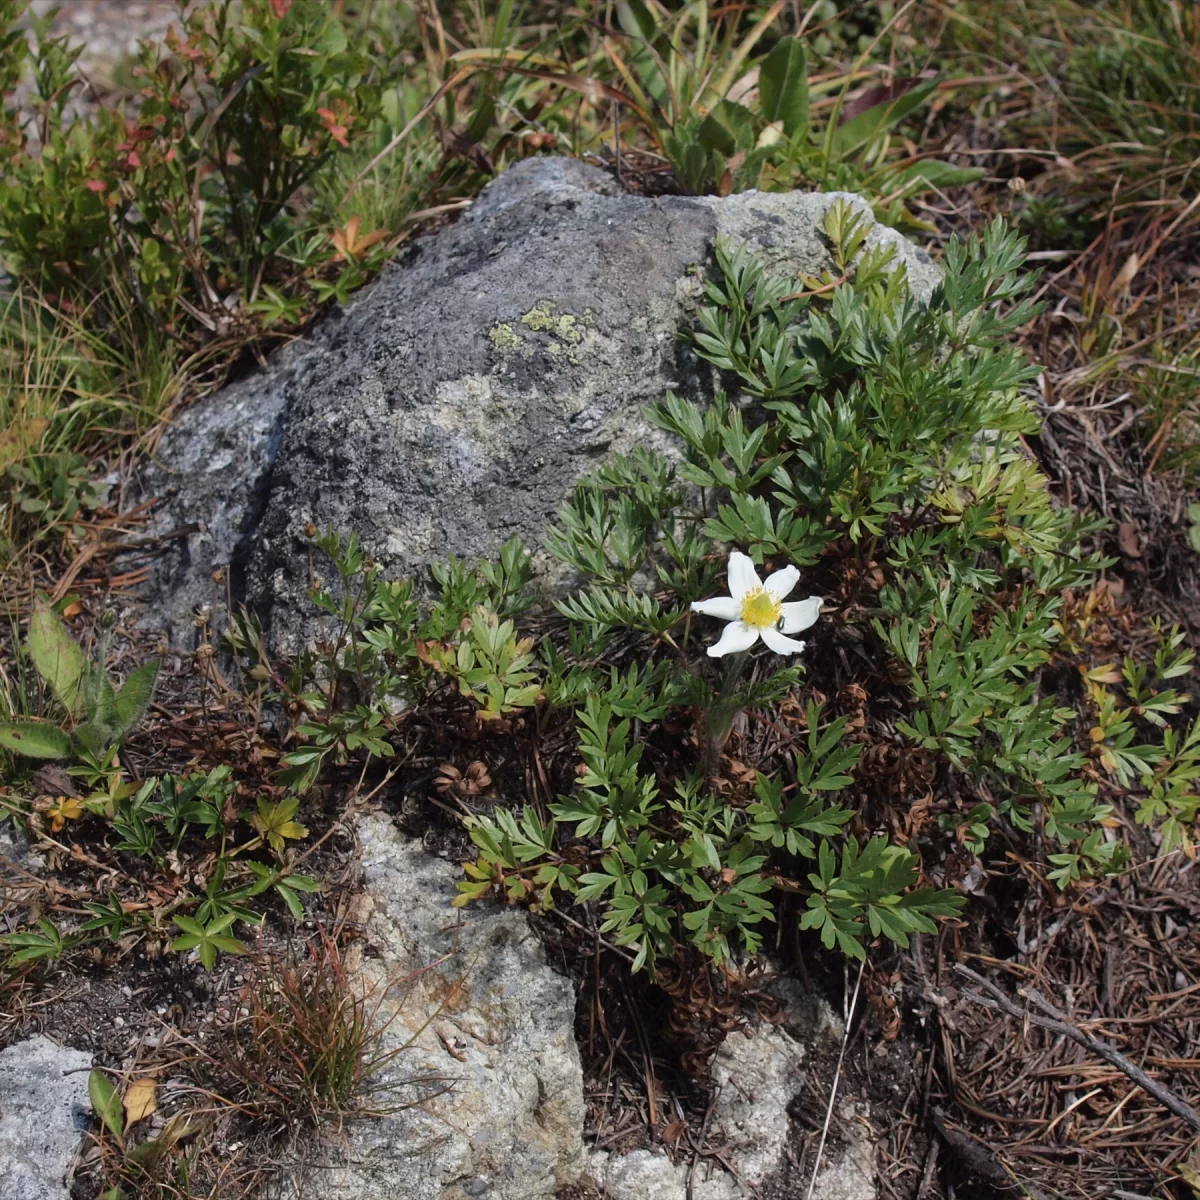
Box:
[740,588,781,629]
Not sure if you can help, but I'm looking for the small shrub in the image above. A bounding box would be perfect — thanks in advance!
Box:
[265,208,1198,980]
[455,208,1115,973]
[0,0,389,338]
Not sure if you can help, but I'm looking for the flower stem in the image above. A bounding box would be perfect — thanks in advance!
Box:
[703,650,749,785]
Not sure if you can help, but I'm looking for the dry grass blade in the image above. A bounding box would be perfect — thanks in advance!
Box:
[805,955,865,1200]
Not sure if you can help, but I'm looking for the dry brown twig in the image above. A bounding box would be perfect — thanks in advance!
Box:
[952,963,1200,1132]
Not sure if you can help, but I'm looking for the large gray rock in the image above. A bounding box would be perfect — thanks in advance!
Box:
[0,1035,92,1200]
[140,157,939,648]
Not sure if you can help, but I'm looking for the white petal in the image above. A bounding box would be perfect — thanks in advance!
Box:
[763,564,800,601]
[707,621,760,657]
[690,596,740,621]
[726,551,761,601]
[781,596,822,634]
[761,627,807,656]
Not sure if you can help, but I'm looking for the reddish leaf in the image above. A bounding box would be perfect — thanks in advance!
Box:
[838,76,925,125]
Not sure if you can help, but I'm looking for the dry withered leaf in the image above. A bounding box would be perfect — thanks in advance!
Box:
[123,1077,157,1124]
[435,760,493,798]
[661,1117,687,1147]
[442,123,494,173]
[1108,251,1140,302]
[1118,521,1142,558]
[32,765,77,797]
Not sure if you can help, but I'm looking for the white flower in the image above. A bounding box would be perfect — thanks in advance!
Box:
[690,551,821,658]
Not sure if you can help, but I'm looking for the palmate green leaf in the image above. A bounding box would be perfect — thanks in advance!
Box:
[171,913,247,971]
[27,600,85,718]
[759,37,808,138]
[251,795,310,853]
[80,892,130,942]
[88,1069,123,1139]
[0,917,74,965]
[0,720,72,759]
[242,863,323,920]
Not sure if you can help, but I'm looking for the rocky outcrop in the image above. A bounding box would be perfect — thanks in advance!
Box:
[140,157,939,650]
[143,157,942,1198]
[272,811,588,1200]
[272,813,877,1200]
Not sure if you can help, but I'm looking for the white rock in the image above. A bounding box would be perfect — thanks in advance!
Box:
[590,1023,876,1200]
[0,1035,92,1200]
[273,812,587,1199]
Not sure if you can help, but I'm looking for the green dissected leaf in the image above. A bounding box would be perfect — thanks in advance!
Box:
[457,226,1113,974]
[27,600,85,718]
[0,720,72,759]
[759,38,808,138]
[88,1069,124,1138]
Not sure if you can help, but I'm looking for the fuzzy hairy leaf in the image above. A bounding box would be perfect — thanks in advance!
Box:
[27,601,85,718]
[0,720,72,759]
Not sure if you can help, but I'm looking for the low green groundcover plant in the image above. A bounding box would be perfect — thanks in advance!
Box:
[252,204,1196,976]
[6,204,1198,982]
[448,207,1120,972]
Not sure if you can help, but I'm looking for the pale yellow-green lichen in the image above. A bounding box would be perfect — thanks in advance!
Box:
[490,302,592,365]
[520,301,584,344]
[488,322,535,359]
